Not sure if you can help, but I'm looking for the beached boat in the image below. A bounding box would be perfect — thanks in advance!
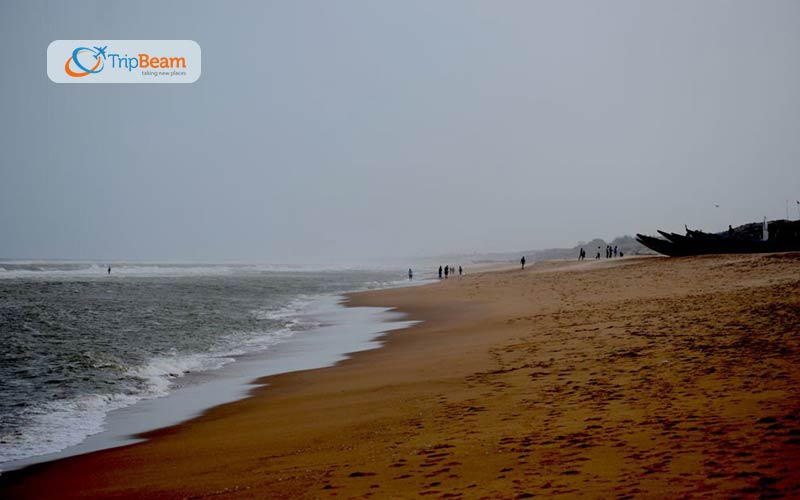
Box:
[636,219,800,256]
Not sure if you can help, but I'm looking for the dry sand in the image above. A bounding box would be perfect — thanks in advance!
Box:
[2,254,799,499]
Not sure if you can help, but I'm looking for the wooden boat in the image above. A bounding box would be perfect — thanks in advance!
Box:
[636,219,800,256]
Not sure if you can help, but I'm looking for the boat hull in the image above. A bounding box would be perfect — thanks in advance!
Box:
[636,220,800,257]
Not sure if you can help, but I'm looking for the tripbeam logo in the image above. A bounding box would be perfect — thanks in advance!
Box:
[48,40,201,83]
[64,46,107,77]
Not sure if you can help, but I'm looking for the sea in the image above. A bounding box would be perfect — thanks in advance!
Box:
[0,261,424,472]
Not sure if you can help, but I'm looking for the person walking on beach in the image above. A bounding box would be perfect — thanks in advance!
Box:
[408,268,413,280]
[444,265,449,278]
[459,265,463,276]
[438,266,443,279]
[520,256,526,270]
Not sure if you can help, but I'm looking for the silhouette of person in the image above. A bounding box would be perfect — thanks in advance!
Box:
[614,246,618,258]
[520,256,526,269]
[444,265,449,278]
[438,266,443,279]
[459,266,463,276]
[408,268,413,280]
[596,247,601,259]
[107,266,111,275]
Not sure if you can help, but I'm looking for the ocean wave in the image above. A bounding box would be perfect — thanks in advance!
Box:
[128,352,236,396]
[0,263,237,279]
[0,392,139,465]
[0,294,326,470]
[0,350,236,467]
[250,295,317,320]
[0,262,403,280]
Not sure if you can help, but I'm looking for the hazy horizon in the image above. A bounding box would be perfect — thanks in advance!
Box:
[1,1,799,264]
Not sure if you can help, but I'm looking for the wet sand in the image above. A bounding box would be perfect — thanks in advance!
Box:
[2,254,799,499]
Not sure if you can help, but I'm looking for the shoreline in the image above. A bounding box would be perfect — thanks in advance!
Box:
[2,254,799,498]
[0,264,474,474]
[0,292,416,474]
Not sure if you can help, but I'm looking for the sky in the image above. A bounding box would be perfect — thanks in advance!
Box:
[1,1,799,263]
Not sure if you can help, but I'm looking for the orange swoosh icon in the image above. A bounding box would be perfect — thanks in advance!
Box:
[65,53,102,77]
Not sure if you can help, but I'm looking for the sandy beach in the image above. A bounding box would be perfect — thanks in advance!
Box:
[1,254,799,499]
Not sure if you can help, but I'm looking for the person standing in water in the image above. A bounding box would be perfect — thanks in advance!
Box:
[408,268,413,280]
[107,266,111,275]
[520,256,526,269]
[444,265,449,278]
[438,266,443,279]
[458,265,463,276]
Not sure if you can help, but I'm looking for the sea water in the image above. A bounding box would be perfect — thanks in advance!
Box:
[0,261,416,471]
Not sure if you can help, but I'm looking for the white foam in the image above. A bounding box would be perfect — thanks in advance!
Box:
[0,350,255,469]
[0,261,404,280]
[130,353,235,395]
[251,295,317,320]
[0,264,236,279]
[0,392,138,464]
[222,298,323,356]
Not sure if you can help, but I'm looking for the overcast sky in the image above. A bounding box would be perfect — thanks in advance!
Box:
[1,1,798,263]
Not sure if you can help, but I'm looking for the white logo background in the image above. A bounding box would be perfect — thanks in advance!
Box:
[47,40,201,84]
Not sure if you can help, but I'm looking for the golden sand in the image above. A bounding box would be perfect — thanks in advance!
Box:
[2,254,799,499]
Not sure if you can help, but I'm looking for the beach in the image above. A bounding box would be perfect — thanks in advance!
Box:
[1,254,799,498]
